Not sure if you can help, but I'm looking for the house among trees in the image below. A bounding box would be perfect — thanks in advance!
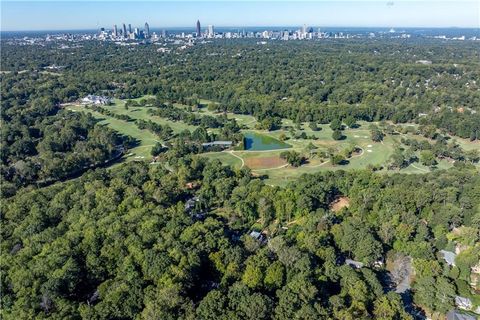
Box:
[81,95,113,105]
[184,196,205,220]
[44,64,65,70]
[249,230,267,244]
[345,259,364,269]
[184,196,199,212]
[439,249,457,266]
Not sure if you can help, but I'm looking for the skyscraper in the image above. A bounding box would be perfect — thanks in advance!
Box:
[196,20,201,37]
[122,23,127,38]
[207,25,214,38]
[144,22,150,38]
[113,24,118,37]
[128,24,132,34]
[302,24,307,38]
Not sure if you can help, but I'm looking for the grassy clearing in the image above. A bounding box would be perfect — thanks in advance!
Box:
[453,138,480,151]
[200,151,243,169]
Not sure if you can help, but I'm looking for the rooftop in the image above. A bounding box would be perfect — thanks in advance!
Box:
[446,310,476,320]
[201,141,233,147]
[440,249,457,266]
[345,259,364,269]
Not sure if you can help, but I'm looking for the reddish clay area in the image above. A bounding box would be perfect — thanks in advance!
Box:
[330,197,350,212]
[245,156,286,169]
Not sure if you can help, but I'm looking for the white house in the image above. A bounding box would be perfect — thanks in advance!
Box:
[81,95,113,105]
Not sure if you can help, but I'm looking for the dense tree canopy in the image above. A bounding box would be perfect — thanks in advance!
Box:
[0,73,130,196]
[1,158,479,319]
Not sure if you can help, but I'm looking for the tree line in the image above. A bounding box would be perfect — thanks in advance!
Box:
[2,39,479,139]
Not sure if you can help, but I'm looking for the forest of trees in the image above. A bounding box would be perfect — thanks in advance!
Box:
[1,38,479,319]
[2,38,479,139]
[0,73,132,197]
[1,158,479,319]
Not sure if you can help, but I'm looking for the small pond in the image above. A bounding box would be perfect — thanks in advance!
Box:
[244,132,291,151]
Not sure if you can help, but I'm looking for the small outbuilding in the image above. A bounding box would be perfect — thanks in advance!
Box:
[440,249,457,266]
[345,259,364,269]
[201,141,233,150]
[184,196,199,212]
[249,230,267,244]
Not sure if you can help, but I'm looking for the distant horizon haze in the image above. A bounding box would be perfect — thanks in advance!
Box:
[2,26,480,33]
[1,1,479,31]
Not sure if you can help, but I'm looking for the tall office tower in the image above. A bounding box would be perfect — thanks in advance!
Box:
[144,22,150,38]
[196,20,201,37]
[122,23,127,38]
[207,25,214,37]
[113,25,118,37]
[128,24,132,34]
[302,24,307,37]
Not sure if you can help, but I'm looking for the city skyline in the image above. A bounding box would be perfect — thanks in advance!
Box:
[2,1,479,31]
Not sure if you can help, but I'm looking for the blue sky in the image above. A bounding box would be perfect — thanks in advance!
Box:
[2,1,479,31]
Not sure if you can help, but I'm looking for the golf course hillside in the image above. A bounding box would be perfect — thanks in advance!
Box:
[67,96,480,186]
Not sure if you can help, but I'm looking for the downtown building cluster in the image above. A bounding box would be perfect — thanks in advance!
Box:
[8,20,478,48]
[96,20,212,42]
[94,21,359,42]
[97,22,154,40]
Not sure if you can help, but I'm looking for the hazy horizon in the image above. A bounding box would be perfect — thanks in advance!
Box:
[2,1,479,32]
[2,26,480,33]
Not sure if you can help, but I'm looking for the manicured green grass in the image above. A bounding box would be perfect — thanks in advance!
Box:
[455,138,480,151]
[399,159,453,174]
[199,151,243,169]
